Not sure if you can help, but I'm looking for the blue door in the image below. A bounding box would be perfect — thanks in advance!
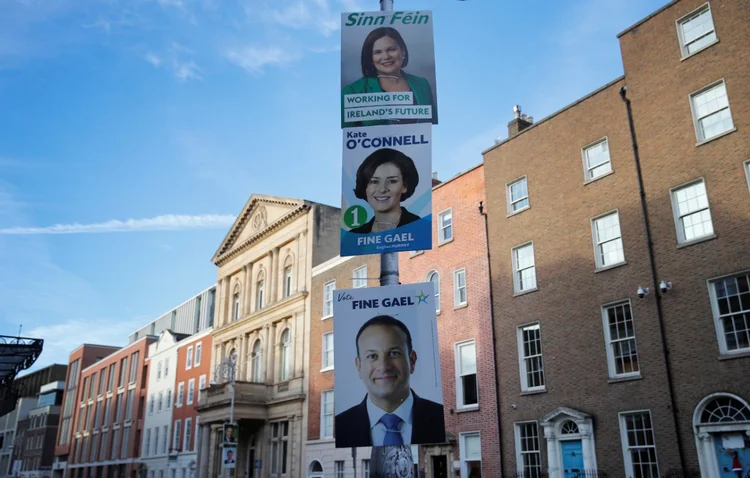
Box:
[561,440,584,478]
[714,434,750,478]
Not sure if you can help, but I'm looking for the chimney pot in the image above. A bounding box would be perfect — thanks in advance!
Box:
[507,105,534,138]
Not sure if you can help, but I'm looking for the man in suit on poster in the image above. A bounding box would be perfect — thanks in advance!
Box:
[335,315,445,448]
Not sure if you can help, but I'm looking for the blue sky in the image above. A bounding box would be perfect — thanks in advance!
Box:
[1,0,668,372]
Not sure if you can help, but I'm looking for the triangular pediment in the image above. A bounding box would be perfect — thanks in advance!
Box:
[541,407,591,425]
[212,194,310,264]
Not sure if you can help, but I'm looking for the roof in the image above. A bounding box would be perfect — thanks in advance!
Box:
[0,335,43,388]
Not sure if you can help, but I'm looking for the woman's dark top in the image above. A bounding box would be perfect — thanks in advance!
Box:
[350,207,420,234]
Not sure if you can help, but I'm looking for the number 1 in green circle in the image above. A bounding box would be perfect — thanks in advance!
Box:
[344,206,368,229]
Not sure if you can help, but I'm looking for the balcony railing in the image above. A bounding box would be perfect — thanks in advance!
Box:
[199,381,269,408]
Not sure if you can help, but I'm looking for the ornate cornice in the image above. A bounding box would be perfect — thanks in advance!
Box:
[213,198,311,266]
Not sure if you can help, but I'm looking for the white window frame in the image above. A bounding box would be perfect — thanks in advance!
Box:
[676,3,718,59]
[149,394,154,414]
[582,137,612,182]
[689,79,735,143]
[323,280,335,319]
[514,421,542,478]
[199,374,206,390]
[158,391,163,411]
[320,390,334,439]
[176,382,184,407]
[707,270,750,356]
[438,208,453,244]
[183,417,192,453]
[283,265,293,297]
[195,343,202,366]
[506,175,530,215]
[186,346,193,370]
[453,268,467,307]
[166,389,171,409]
[232,292,240,321]
[517,322,545,393]
[512,242,537,295]
[618,410,660,478]
[601,300,641,379]
[173,419,182,452]
[353,265,368,288]
[669,178,714,245]
[590,210,626,270]
[164,358,169,377]
[157,361,162,380]
[427,270,440,313]
[280,329,292,382]
[187,379,195,405]
[459,431,482,478]
[321,332,334,372]
[455,340,478,410]
[743,160,750,194]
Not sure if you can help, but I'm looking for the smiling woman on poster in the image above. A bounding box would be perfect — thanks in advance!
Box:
[349,147,420,234]
[342,27,436,127]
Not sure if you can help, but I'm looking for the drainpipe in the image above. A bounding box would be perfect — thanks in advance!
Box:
[478,201,504,475]
[619,85,687,473]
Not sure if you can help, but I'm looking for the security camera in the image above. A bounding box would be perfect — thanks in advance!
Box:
[637,286,649,298]
[660,280,672,294]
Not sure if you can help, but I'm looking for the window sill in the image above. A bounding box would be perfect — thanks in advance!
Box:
[321,315,333,321]
[513,288,539,298]
[520,388,547,396]
[696,127,737,147]
[584,170,614,185]
[677,234,716,249]
[680,39,720,62]
[438,237,454,247]
[507,205,530,218]
[455,405,479,414]
[320,367,334,373]
[454,302,468,311]
[607,374,642,384]
[410,251,425,258]
[595,261,628,273]
[718,350,750,361]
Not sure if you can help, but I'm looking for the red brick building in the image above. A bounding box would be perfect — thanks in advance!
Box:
[482,1,750,477]
[54,344,120,478]
[62,337,155,478]
[398,165,501,478]
[173,329,212,476]
[305,254,380,477]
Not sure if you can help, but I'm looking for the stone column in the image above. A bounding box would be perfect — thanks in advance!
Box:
[216,277,226,328]
[543,426,559,478]
[266,324,275,383]
[242,265,250,316]
[239,333,248,381]
[579,422,597,472]
[294,315,303,378]
[197,424,210,478]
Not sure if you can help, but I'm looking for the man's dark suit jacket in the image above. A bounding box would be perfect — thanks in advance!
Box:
[334,390,445,448]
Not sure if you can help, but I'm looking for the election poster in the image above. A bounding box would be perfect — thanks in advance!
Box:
[333,283,445,448]
[222,447,237,469]
[340,123,432,256]
[341,10,437,128]
[222,423,238,447]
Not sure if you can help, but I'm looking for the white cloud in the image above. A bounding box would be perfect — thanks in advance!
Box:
[24,317,139,369]
[225,45,300,75]
[246,0,347,37]
[172,58,202,81]
[0,214,236,235]
[144,52,162,67]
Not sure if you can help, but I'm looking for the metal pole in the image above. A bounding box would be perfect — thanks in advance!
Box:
[371,6,415,478]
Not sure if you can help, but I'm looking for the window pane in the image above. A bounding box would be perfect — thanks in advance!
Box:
[459,343,476,375]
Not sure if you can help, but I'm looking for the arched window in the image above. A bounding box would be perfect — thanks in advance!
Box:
[699,395,750,423]
[427,270,440,312]
[283,257,293,298]
[560,420,579,435]
[308,460,323,478]
[251,340,263,383]
[256,271,265,311]
[280,329,292,381]
[232,285,241,322]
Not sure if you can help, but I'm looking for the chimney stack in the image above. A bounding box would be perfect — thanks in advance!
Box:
[508,105,534,138]
[431,171,442,187]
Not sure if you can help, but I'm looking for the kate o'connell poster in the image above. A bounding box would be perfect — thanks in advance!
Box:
[341,10,437,128]
[333,283,445,448]
[340,123,432,257]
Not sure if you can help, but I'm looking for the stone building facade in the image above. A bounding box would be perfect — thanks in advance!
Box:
[197,195,339,478]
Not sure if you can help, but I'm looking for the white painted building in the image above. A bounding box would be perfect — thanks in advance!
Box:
[141,331,183,478]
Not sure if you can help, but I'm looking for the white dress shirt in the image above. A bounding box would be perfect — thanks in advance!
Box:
[366,391,414,446]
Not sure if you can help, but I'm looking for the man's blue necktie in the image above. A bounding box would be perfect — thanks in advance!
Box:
[380,413,403,446]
